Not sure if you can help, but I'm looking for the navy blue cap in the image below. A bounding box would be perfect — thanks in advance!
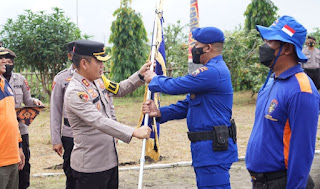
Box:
[192,27,225,44]
[256,15,308,63]
[73,40,111,61]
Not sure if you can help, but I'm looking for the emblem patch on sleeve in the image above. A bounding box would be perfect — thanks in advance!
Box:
[77,92,89,102]
[192,67,208,77]
[24,80,30,91]
[52,81,56,90]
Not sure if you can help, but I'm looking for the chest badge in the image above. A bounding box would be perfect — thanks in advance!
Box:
[268,99,278,114]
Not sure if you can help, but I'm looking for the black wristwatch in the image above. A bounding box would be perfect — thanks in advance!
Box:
[138,72,145,81]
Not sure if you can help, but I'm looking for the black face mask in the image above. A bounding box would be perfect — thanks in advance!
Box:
[191,46,205,64]
[308,42,315,47]
[258,43,277,68]
[3,64,14,81]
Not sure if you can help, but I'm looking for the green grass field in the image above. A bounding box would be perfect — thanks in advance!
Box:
[28,91,320,188]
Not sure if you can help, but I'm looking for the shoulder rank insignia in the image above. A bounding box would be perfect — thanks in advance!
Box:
[101,75,119,95]
[65,77,72,81]
[192,67,208,77]
[82,79,90,87]
[78,92,89,102]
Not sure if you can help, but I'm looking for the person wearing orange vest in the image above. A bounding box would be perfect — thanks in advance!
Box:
[0,48,25,189]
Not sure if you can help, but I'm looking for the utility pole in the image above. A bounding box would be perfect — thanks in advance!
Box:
[76,0,79,26]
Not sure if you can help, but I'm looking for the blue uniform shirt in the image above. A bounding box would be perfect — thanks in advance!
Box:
[149,55,238,167]
[246,64,320,188]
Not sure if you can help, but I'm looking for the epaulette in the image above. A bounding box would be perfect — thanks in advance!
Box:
[56,68,68,76]
[101,75,119,95]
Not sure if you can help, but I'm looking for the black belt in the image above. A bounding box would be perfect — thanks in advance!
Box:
[64,118,70,127]
[188,127,233,141]
[249,170,287,183]
[187,119,237,143]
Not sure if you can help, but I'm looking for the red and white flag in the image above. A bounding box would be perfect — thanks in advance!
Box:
[282,25,295,37]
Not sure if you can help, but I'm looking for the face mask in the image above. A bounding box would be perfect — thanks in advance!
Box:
[5,64,14,74]
[3,64,14,80]
[308,42,315,47]
[191,46,205,64]
[258,43,277,67]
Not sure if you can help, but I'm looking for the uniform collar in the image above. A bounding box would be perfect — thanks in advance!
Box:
[206,55,223,64]
[68,64,75,74]
[73,71,94,89]
[272,64,303,80]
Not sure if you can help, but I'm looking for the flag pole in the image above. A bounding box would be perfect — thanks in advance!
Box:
[138,0,160,188]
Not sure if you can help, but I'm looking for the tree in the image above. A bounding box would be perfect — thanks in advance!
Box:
[109,0,148,82]
[224,27,268,94]
[163,20,188,77]
[0,7,84,98]
[244,0,278,31]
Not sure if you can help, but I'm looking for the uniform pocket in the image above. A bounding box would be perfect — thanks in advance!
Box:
[14,89,23,105]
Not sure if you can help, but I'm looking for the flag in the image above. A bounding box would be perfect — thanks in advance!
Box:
[137,0,166,162]
[282,25,295,37]
[188,0,200,62]
[15,106,45,126]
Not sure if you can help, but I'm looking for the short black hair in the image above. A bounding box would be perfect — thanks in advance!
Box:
[72,53,92,69]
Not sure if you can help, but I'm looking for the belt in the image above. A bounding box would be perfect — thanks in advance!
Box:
[249,170,287,183]
[64,118,70,127]
[187,127,233,141]
[187,119,237,143]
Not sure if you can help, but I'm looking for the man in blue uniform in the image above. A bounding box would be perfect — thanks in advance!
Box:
[142,27,238,188]
[245,16,319,189]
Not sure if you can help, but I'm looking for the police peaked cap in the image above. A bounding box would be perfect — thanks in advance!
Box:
[0,47,16,58]
[192,27,225,44]
[73,40,111,61]
[67,41,76,52]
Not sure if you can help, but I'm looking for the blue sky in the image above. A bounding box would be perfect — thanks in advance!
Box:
[0,0,319,45]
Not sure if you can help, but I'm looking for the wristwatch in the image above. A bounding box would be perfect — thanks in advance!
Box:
[138,72,145,81]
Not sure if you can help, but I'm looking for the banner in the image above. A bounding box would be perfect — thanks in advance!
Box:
[16,106,45,126]
[137,0,166,162]
[188,0,199,62]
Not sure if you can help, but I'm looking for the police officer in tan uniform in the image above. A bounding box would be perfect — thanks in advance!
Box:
[50,41,77,189]
[1,48,43,189]
[64,40,151,188]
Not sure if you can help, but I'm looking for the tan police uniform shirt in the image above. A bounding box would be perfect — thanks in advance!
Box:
[9,72,35,135]
[302,48,320,69]
[50,65,74,145]
[64,71,144,173]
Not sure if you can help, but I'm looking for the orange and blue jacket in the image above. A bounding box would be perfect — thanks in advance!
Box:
[246,64,320,188]
[0,77,22,167]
